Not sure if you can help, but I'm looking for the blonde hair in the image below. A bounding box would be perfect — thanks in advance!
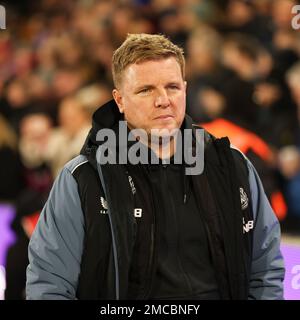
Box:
[0,115,17,150]
[112,33,185,88]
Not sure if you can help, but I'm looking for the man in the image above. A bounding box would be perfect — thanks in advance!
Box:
[26,34,285,300]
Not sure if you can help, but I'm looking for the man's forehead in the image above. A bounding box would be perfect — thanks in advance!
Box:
[129,56,180,68]
[123,57,182,82]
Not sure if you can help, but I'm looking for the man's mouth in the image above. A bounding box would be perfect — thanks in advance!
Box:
[153,115,174,120]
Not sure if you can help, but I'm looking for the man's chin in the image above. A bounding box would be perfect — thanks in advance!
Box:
[149,127,179,143]
[149,127,180,140]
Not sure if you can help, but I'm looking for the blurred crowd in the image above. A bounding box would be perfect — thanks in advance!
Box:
[1,0,300,299]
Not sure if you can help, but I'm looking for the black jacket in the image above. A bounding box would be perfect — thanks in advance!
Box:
[74,100,253,299]
[26,100,285,300]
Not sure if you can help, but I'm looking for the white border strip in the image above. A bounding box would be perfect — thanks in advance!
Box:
[71,160,89,174]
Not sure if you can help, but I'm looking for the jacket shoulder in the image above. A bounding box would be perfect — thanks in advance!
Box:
[230,145,249,176]
[63,155,103,205]
[64,155,89,175]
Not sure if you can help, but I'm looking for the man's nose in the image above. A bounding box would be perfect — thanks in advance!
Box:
[154,90,170,108]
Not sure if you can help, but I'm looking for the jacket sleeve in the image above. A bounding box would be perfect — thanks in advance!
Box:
[26,167,85,300]
[247,160,285,300]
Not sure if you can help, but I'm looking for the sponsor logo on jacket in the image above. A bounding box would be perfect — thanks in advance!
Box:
[243,217,254,233]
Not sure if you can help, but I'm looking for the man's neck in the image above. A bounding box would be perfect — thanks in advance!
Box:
[150,135,176,160]
[127,125,178,160]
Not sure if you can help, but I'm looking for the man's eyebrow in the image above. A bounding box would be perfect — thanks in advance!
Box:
[166,82,181,86]
[134,81,183,92]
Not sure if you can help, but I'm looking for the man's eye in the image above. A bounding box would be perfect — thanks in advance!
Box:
[168,85,179,90]
[139,88,151,94]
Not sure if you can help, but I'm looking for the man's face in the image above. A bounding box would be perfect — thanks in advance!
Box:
[113,57,187,136]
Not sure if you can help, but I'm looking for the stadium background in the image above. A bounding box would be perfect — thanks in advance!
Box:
[0,0,299,300]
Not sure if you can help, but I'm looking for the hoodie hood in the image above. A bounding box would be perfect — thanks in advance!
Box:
[81,99,123,151]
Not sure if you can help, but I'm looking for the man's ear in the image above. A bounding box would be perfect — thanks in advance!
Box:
[112,89,124,113]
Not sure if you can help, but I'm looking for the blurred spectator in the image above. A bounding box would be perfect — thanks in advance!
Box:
[0,115,23,201]
[286,62,300,108]
[51,66,92,100]
[286,61,300,146]
[17,113,53,223]
[4,79,33,132]
[278,146,300,232]
[5,113,53,300]
[0,33,14,85]
[186,25,226,122]
[273,0,295,27]
[75,83,112,117]
[19,113,52,170]
[253,46,298,148]
[218,32,297,148]
[271,0,299,83]
[12,45,34,78]
[220,33,261,130]
[46,95,92,177]
[55,35,85,68]
[217,0,273,47]
[157,7,188,48]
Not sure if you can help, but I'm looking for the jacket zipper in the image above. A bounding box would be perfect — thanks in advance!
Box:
[139,170,157,299]
[164,166,194,295]
[141,222,155,299]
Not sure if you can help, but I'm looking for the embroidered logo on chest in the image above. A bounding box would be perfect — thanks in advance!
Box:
[240,187,249,210]
[100,196,108,214]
